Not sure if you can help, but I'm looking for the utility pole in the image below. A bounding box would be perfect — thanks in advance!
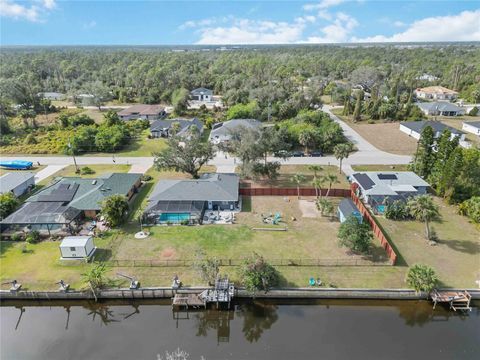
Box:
[68,140,79,173]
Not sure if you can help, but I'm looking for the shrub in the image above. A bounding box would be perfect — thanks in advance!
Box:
[338,216,372,254]
[80,166,95,175]
[141,174,153,182]
[239,253,279,293]
[11,233,22,242]
[25,230,40,244]
[459,196,480,223]
[24,134,37,145]
[193,250,220,285]
[385,200,410,220]
[468,106,478,116]
[0,192,19,219]
[405,264,438,293]
[100,195,129,227]
[180,219,190,226]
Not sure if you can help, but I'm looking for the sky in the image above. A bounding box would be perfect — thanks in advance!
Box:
[0,0,479,45]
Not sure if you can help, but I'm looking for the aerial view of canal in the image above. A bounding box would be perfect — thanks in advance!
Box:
[1,299,479,360]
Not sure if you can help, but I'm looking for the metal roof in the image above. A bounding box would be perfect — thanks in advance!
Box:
[352,171,430,197]
[416,102,463,112]
[338,198,360,218]
[400,121,465,135]
[0,172,34,194]
[150,118,203,135]
[60,236,92,247]
[147,173,239,205]
[190,88,213,95]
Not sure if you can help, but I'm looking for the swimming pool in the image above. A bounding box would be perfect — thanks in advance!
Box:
[159,213,190,222]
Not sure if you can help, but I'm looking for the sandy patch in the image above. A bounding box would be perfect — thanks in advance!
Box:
[298,199,320,218]
[160,247,176,258]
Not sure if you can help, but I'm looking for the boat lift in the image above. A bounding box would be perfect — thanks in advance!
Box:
[117,273,140,289]
[2,280,22,292]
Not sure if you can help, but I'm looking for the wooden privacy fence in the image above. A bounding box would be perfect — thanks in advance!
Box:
[239,187,351,197]
[350,185,398,265]
[104,258,391,267]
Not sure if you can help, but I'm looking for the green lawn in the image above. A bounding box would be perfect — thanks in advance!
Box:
[0,165,46,176]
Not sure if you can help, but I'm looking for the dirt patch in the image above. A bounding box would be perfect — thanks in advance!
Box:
[298,199,320,218]
[160,247,176,259]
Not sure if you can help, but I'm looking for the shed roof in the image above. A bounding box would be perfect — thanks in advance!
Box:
[60,236,92,247]
[0,172,35,194]
[400,121,465,135]
[338,198,360,218]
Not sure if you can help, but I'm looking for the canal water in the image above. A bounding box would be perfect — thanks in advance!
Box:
[1,299,479,360]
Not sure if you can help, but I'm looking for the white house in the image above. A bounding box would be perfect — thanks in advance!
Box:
[38,92,66,101]
[399,121,466,141]
[208,119,262,144]
[414,86,458,101]
[59,236,96,260]
[462,121,480,136]
[118,104,166,121]
[415,73,439,82]
[415,101,465,117]
[190,88,213,102]
[0,172,35,197]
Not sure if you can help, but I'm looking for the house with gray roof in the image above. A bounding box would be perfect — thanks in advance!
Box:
[190,88,213,102]
[150,118,203,138]
[462,121,480,136]
[1,173,142,235]
[144,173,239,225]
[209,119,262,144]
[399,121,466,142]
[415,101,465,116]
[351,171,430,214]
[118,104,166,121]
[0,172,35,197]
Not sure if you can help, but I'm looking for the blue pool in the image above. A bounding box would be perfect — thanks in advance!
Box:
[159,213,190,222]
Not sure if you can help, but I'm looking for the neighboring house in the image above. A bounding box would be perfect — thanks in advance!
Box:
[462,121,480,136]
[337,198,363,224]
[415,101,465,116]
[76,94,95,106]
[1,173,142,235]
[351,172,430,214]
[399,121,466,142]
[0,172,35,197]
[414,86,458,101]
[209,119,262,144]
[38,92,65,101]
[118,105,166,121]
[190,88,213,102]
[150,118,203,138]
[144,173,240,225]
[415,73,439,82]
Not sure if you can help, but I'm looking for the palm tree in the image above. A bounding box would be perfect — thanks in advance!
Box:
[407,195,441,241]
[323,173,339,197]
[307,165,323,180]
[291,173,306,199]
[311,178,325,199]
[333,143,353,174]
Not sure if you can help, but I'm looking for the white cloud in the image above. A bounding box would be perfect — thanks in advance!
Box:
[0,0,56,22]
[0,0,41,22]
[355,10,480,42]
[195,18,307,45]
[393,20,406,27]
[83,20,96,30]
[305,12,358,43]
[303,0,345,11]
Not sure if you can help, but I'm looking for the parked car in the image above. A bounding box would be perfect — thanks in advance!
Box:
[309,151,323,157]
[274,150,290,157]
[292,151,305,157]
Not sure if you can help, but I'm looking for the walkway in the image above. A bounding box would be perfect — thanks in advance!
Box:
[34,165,67,183]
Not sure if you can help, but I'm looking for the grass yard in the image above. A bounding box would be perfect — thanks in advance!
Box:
[436,117,480,147]
[332,109,418,155]
[240,165,350,188]
[377,197,480,288]
[0,165,46,176]
[351,164,410,172]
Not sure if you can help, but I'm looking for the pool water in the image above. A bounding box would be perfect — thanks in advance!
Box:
[159,213,190,222]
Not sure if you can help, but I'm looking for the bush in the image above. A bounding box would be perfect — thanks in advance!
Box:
[0,192,19,219]
[193,250,220,285]
[338,216,372,254]
[468,106,479,116]
[405,264,438,293]
[100,194,129,227]
[385,200,410,220]
[25,230,40,244]
[459,196,480,223]
[80,166,95,175]
[24,134,37,145]
[239,253,279,293]
[141,174,153,182]
[11,233,22,242]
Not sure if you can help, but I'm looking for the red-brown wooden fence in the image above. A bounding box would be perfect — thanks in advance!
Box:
[350,184,398,265]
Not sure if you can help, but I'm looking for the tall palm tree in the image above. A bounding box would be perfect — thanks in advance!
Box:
[311,178,325,199]
[323,173,339,197]
[407,195,441,241]
[334,143,353,174]
[307,165,323,180]
[291,173,306,199]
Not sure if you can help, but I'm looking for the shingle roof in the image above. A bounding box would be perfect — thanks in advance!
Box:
[464,121,480,129]
[147,173,239,205]
[150,118,203,135]
[0,172,35,194]
[352,171,430,197]
[118,104,165,116]
[416,86,458,95]
[209,119,261,139]
[416,102,463,112]
[338,198,360,218]
[400,121,465,135]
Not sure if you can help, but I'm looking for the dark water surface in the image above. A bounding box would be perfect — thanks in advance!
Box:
[1,299,479,360]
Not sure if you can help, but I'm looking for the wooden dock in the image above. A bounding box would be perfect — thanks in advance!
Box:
[172,293,206,309]
[172,277,235,310]
[430,289,472,311]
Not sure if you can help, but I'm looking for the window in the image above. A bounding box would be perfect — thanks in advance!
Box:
[70,247,76,251]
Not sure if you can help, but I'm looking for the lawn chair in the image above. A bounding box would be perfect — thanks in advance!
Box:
[272,213,282,225]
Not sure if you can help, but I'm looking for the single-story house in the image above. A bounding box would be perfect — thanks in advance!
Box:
[462,121,480,136]
[118,105,166,121]
[415,101,465,117]
[144,173,239,225]
[414,86,458,101]
[59,236,96,260]
[190,88,213,102]
[150,118,203,138]
[415,73,439,82]
[399,121,466,142]
[1,173,142,235]
[38,92,66,101]
[0,172,35,197]
[209,119,262,144]
[337,198,363,224]
[351,171,430,214]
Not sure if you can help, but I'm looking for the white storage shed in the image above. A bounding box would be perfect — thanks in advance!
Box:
[59,236,96,260]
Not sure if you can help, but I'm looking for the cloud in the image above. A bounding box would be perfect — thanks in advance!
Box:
[303,0,345,11]
[355,10,480,42]
[0,0,56,22]
[304,12,358,43]
[83,20,97,30]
